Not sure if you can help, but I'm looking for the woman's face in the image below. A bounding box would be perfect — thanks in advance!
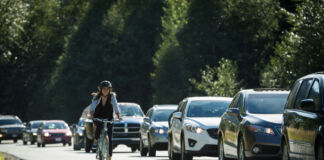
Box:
[101,87,110,96]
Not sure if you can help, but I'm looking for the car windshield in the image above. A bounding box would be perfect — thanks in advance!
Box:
[78,119,85,127]
[0,119,22,126]
[43,122,67,129]
[247,94,289,114]
[120,105,144,117]
[187,100,231,117]
[153,109,176,122]
[31,122,42,128]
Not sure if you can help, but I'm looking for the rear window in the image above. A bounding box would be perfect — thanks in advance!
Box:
[0,119,22,126]
[153,109,176,122]
[31,122,42,128]
[187,100,231,117]
[247,94,288,114]
[120,105,144,117]
[43,122,67,129]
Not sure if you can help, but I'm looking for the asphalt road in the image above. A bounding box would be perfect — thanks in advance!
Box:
[0,140,218,160]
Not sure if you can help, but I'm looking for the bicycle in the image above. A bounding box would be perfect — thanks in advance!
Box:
[93,118,113,160]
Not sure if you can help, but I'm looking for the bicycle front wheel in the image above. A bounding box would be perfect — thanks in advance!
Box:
[99,134,109,160]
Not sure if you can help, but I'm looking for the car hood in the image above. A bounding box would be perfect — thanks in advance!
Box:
[186,117,221,128]
[0,124,24,128]
[119,117,143,124]
[43,129,70,133]
[152,122,168,128]
[249,114,283,125]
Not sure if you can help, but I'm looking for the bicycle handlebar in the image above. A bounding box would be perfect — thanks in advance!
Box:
[93,118,114,124]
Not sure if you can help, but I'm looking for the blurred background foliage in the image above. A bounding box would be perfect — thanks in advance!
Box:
[0,0,323,123]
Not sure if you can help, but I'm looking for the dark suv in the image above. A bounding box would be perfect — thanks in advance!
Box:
[281,72,324,160]
[0,115,25,143]
[218,89,289,160]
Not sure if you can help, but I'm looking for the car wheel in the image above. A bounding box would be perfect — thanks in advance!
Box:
[238,137,247,160]
[218,135,227,160]
[140,136,148,156]
[0,140,1,144]
[148,135,156,156]
[317,139,324,160]
[168,136,180,160]
[37,142,40,147]
[31,141,35,145]
[85,136,92,153]
[13,139,18,143]
[181,136,192,160]
[23,140,27,145]
[282,139,290,160]
[68,142,71,146]
[42,143,45,147]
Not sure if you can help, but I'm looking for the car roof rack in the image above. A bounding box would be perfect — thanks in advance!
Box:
[253,88,289,91]
[314,71,324,74]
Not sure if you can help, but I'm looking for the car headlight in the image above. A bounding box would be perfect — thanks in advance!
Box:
[185,124,204,134]
[0,133,3,138]
[247,125,275,135]
[44,132,50,137]
[78,132,83,136]
[153,128,165,134]
[32,133,37,136]
[66,131,72,136]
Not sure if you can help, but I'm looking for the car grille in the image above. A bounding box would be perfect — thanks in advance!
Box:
[113,123,140,133]
[207,128,218,139]
[7,128,22,134]
[113,132,139,138]
[50,133,65,137]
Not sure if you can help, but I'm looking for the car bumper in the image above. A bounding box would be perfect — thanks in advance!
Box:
[244,131,281,158]
[43,136,72,144]
[151,133,168,150]
[185,130,218,156]
[112,137,140,145]
[0,133,22,140]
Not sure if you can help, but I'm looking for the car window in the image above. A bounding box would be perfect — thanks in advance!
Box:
[146,109,152,119]
[308,80,321,111]
[153,109,176,122]
[294,79,313,109]
[238,94,244,113]
[43,122,67,129]
[119,105,144,117]
[181,101,188,116]
[78,120,85,127]
[31,122,42,128]
[228,93,240,109]
[286,80,302,109]
[247,93,289,114]
[187,100,231,117]
[0,119,22,126]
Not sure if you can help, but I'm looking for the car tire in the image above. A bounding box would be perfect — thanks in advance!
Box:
[168,136,180,160]
[218,135,228,160]
[282,139,290,160]
[317,139,324,160]
[13,139,18,143]
[238,137,247,160]
[63,142,66,146]
[37,142,40,147]
[23,140,27,145]
[0,140,1,144]
[85,136,92,153]
[148,135,156,157]
[31,141,35,145]
[181,136,192,160]
[42,143,45,147]
[131,146,137,153]
[140,136,148,156]
[69,142,71,146]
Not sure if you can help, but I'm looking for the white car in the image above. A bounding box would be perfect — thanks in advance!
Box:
[168,97,233,160]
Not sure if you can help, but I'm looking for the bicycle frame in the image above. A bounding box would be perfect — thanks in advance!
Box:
[93,118,113,160]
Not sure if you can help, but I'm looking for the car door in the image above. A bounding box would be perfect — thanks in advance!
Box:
[297,79,322,159]
[171,100,187,153]
[289,78,313,159]
[142,109,152,147]
[223,93,242,158]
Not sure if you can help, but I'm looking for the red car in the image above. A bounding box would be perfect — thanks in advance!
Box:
[36,120,72,147]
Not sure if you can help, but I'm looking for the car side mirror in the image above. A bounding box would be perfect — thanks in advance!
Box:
[300,99,315,112]
[227,108,240,116]
[173,112,182,119]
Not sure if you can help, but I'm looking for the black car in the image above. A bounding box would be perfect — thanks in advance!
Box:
[0,115,25,143]
[72,118,85,150]
[22,120,44,145]
[218,89,289,160]
[281,72,324,160]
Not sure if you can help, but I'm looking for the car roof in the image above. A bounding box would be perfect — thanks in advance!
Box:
[29,120,45,123]
[240,89,290,95]
[0,115,20,120]
[44,120,66,123]
[185,96,233,102]
[299,72,324,80]
[152,104,178,110]
[118,102,140,106]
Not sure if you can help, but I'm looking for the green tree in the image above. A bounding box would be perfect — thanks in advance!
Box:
[190,58,240,97]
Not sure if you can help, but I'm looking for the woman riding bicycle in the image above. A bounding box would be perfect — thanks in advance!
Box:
[89,80,123,160]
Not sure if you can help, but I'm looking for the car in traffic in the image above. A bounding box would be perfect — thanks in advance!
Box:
[140,104,177,156]
[72,118,85,150]
[36,120,72,147]
[281,72,324,160]
[218,89,289,160]
[22,120,44,145]
[82,102,144,153]
[0,115,25,143]
[168,97,232,160]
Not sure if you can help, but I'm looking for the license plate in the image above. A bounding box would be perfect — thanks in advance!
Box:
[12,134,17,138]
[55,138,62,142]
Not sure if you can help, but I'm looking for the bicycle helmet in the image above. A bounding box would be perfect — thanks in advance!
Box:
[99,80,112,89]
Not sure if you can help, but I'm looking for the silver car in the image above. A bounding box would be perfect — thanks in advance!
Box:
[140,105,177,157]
